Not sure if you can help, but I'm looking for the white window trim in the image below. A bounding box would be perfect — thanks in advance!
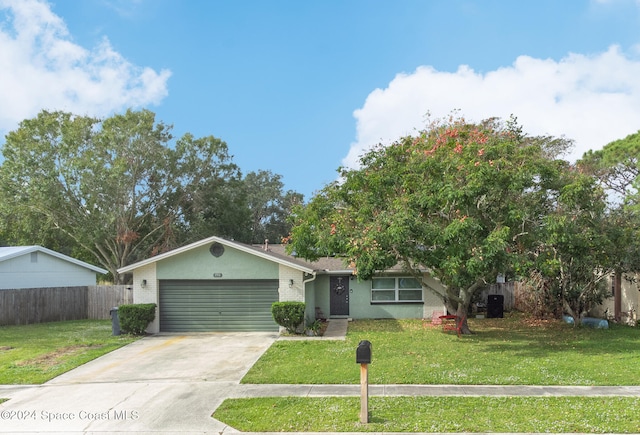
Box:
[371,276,424,303]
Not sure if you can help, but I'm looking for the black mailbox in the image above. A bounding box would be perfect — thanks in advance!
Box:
[356,340,372,364]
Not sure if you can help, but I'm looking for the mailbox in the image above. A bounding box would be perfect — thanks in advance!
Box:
[356,340,372,364]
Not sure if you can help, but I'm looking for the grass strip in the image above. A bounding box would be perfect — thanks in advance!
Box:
[214,396,640,433]
[0,320,138,384]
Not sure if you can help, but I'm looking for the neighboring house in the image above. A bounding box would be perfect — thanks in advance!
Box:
[0,246,107,290]
[117,236,447,333]
[592,272,639,325]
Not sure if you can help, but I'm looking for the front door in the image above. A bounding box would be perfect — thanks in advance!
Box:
[329,275,350,316]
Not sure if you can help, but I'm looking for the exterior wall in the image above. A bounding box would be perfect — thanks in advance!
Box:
[133,253,301,334]
[156,244,278,280]
[133,262,159,333]
[278,265,305,303]
[593,273,639,324]
[304,284,317,323]
[619,274,639,322]
[277,265,307,333]
[309,273,446,320]
[0,252,99,290]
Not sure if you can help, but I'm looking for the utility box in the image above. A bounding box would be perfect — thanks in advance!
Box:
[487,294,504,318]
[356,340,372,364]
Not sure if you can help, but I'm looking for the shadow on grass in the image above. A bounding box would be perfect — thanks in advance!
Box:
[467,315,640,358]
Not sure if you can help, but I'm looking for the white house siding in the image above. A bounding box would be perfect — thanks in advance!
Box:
[132,262,159,333]
[277,264,307,333]
[278,264,305,302]
[592,273,639,324]
[0,251,99,290]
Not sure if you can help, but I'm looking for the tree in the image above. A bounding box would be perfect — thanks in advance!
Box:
[287,115,570,333]
[179,169,304,245]
[180,172,252,243]
[243,170,304,244]
[577,131,640,321]
[168,131,248,244]
[528,172,614,324]
[0,109,238,283]
[580,130,640,205]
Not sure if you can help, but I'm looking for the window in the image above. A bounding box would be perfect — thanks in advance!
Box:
[611,275,616,297]
[371,277,423,303]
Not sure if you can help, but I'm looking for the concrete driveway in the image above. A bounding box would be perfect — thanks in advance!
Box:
[0,332,277,434]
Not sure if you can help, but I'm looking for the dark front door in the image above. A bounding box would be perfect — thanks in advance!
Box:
[329,275,350,316]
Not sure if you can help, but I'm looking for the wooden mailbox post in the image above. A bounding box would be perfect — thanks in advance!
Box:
[356,340,372,423]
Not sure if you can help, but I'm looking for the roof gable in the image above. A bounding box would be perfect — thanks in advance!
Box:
[0,246,107,274]
[117,236,317,274]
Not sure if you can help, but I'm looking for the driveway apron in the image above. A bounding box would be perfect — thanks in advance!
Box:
[0,332,277,434]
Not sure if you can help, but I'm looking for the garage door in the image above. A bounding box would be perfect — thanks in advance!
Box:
[159,280,279,332]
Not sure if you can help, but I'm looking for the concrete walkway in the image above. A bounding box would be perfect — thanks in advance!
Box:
[277,318,349,341]
[232,383,640,398]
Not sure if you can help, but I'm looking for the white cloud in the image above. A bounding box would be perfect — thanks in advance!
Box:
[0,0,171,134]
[344,45,640,168]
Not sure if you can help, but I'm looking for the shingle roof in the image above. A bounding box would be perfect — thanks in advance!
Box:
[256,244,352,273]
[116,236,417,275]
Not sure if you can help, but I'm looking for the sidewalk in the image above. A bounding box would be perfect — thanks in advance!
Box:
[232,383,640,398]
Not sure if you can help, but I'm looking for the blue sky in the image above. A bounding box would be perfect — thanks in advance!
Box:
[1,0,640,199]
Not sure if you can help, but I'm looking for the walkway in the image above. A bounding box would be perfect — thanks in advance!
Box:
[277,318,349,341]
[232,383,640,398]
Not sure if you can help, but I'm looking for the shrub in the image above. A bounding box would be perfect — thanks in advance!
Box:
[118,303,156,335]
[271,302,305,334]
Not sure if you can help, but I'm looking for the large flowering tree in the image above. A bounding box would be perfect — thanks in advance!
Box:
[288,115,578,333]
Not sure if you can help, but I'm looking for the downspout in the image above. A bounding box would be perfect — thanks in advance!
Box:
[303,271,317,318]
[303,271,317,295]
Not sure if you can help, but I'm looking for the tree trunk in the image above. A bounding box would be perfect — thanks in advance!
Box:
[456,305,472,335]
[563,300,579,327]
[444,289,474,335]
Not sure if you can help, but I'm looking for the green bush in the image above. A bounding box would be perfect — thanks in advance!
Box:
[271,302,305,334]
[118,303,156,335]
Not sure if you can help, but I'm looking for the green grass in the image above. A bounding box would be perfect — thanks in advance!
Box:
[243,313,640,385]
[0,320,138,384]
[214,396,640,433]
[221,314,640,433]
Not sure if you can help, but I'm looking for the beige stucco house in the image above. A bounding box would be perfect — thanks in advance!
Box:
[592,272,639,325]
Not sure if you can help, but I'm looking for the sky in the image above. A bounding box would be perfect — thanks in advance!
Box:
[1,0,640,200]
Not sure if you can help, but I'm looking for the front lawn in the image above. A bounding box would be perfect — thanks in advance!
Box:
[0,320,138,384]
[220,314,640,433]
[243,313,640,385]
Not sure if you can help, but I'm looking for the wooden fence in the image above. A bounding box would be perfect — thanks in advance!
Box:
[88,285,133,319]
[0,285,133,325]
[478,281,524,312]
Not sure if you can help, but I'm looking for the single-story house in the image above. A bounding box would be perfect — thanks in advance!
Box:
[117,236,447,333]
[0,246,108,290]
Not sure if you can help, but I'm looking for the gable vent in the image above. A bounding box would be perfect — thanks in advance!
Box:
[209,243,225,258]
